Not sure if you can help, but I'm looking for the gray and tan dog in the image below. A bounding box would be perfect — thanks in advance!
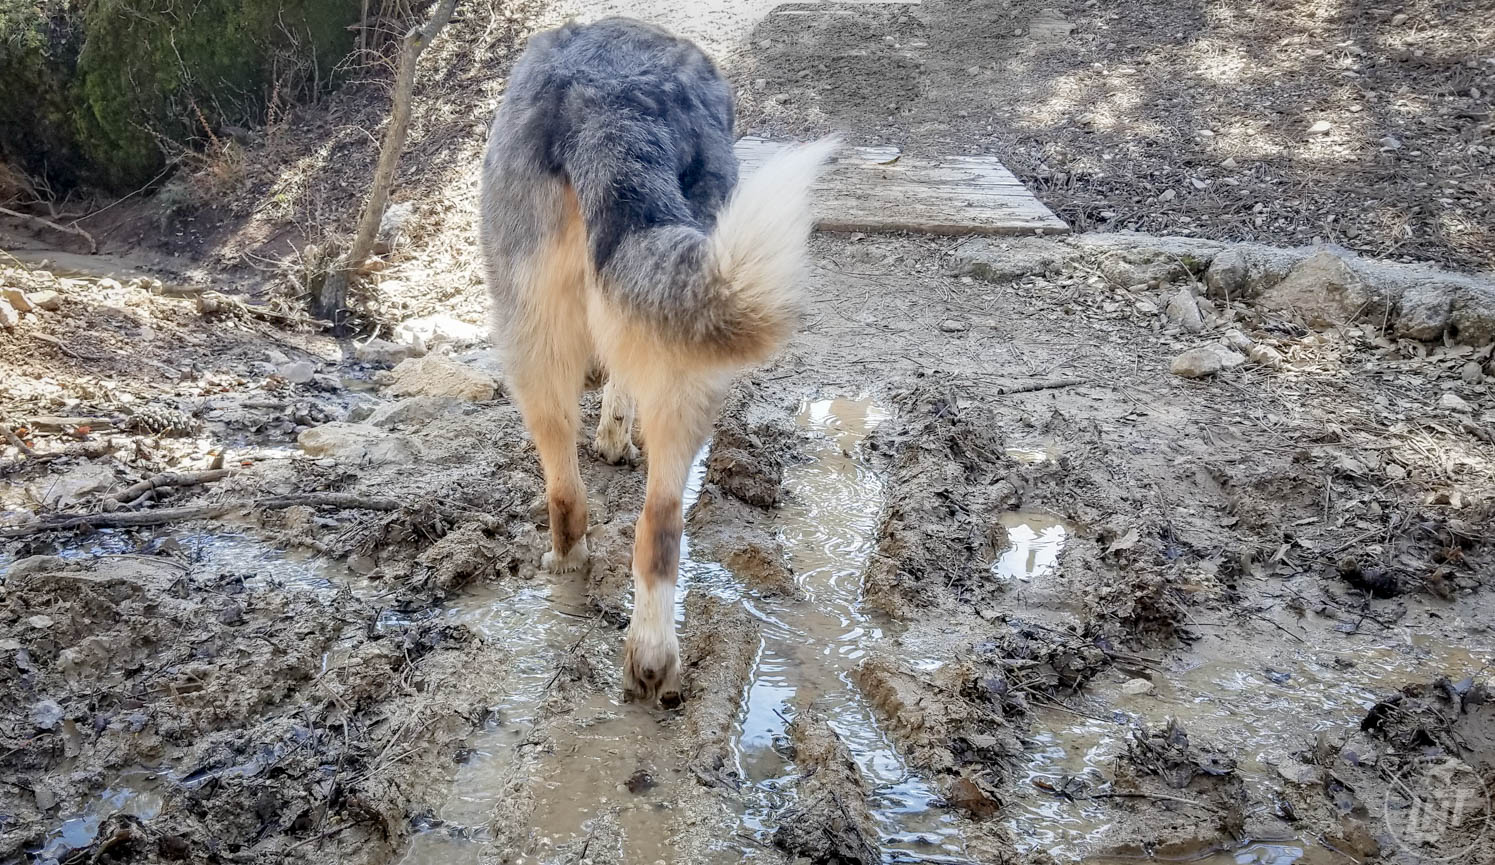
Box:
[479,17,834,707]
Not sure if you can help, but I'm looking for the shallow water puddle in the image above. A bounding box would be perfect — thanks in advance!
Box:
[992,511,1071,583]
[1008,635,1495,861]
[729,396,971,861]
[37,769,167,862]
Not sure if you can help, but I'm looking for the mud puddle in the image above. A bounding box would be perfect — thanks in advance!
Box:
[729,397,970,861]
[992,511,1071,584]
[1008,633,1495,860]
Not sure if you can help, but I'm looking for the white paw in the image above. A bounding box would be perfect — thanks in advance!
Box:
[542,537,590,573]
[593,426,639,466]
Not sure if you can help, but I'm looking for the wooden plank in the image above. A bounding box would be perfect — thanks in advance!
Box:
[733,137,1068,236]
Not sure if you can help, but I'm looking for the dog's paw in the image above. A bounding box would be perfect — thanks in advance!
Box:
[541,537,590,573]
[622,624,682,709]
[592,425,640,466]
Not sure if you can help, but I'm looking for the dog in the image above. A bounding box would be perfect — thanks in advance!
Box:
[479,17,834,708]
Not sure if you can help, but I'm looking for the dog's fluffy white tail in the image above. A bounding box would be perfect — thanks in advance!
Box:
[705,136,838,363]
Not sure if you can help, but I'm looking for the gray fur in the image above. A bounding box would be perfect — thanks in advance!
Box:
[479,17,740,344]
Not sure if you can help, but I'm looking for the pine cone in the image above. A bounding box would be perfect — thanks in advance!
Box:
[129,405,199,437]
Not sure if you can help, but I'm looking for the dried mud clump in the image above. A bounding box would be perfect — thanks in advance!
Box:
[864,381,1020,617]
[969,625,1110,706]
[1106,719,1248,850]
[702,384,797,508]
[853,656,1021,815]
[1360,677,1495,771]
[773,710,882,865]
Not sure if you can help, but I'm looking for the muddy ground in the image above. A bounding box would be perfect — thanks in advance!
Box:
[4,223,1494,864]
[4,0,1495,863]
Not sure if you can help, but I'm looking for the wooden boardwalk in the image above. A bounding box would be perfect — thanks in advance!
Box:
[734,137,1069,236]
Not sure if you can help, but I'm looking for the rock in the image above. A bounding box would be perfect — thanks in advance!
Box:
[1222,329,1254,352]
[1171,347,1224,378]
[366,396,462,429]
[393,314,486,350]
[1220,157,1238,170]
[938,318,970,333]
[311,374,342,392]
[1390,12,1407,25]
[1204,248,1250,300]
[2,286,34,312]
[28,463,117,508]
[1249,344,1286,368]
[1214,346,1247,370]
[1379,135,1402,151]
[1276,759,1324,785]
[1257,251,1374,329]
[279,360,316,384]
[31,699,64,730]
[28,289,63,311]
[1462,362,1485,384]
[297,423,421,465]
[217,602,245,626]
[1438,392,1472,413]
[1449,291,1495,346]
[953,238,1079,283]
[1121,678,1156,696]
[1159,188,1177,202]
[376,201,416,252]
[28,614,55,629]
[1307,120,1332,136]
[385,355,500,402]
[0,301,17,328]
[1395,284,1454,341]
[5,555,63,577]
[1135,299,1159,315]
[1101,252,1187,289]
[354,338,423,366]
[1165,287,1206,332]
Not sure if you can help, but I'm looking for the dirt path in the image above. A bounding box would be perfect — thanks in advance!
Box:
[4,1,1495,864]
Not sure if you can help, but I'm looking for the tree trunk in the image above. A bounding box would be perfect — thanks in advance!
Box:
[313,0,459,329]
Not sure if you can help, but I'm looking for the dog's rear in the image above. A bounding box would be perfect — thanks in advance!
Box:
[480,18,833,707]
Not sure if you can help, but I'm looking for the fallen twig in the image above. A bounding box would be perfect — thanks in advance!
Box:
[111,469,231,504]
[24,414,118,433]
[1,422,35,457]
[0,204,97,253]
[993,377,1086,395]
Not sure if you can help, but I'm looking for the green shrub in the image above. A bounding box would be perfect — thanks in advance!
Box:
[0,0,359,192]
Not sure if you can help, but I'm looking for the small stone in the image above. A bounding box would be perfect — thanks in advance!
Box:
[1222,329,1254,352]
[1306,120,1332,136]
[354,338,422,366]
[1379,136,1402,151]
[1220,157,1238,170]
[279,360,316,384]
[98,277,123,292]
[938,318,970,333]
[0,302,17,329]
[1385,462,1407,481]
[2,286,34,312]
[1165,287,1205,333]
[1171,347,1224,378]
[625,769,657,794]
[1249,344,1285,368]
[1390,12,1407,25]
[752,78,767,91]
[1277,759,1324,785]
[29,289,63,311]
[311,374,343,392]
[31,699,64,730]
[1195,129,1216,139]
[1159,188,1177,202]
[1121,678,1156,696]
[770,92,790,105]
[27,614,55,629]
[1190,177,1208,191]
[1461,362,1485,384]
[1438,392,1472,413]
[978,608,998,621]
[217,603,245,626]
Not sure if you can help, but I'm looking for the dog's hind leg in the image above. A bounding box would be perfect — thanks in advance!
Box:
[593,377,639,465]
[496,188,593,573]
[621,370,725,709]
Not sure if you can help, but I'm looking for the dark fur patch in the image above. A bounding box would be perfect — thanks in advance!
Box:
[642,499,684,579]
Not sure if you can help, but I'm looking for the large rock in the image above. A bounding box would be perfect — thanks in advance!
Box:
[365,396,462,429]
[1204,248,1250,300]
[1395,284,1454,341]
[354,338,423,366]
[953,238,1079,284]
[1171,347,1223,378]
[385,355,500,402]
[1256,251,1375,328]
[297,423,420,465]
[2,286,35,312]
[27,464,117,508]
[1449,287,1495,345]
[0,301,17,328]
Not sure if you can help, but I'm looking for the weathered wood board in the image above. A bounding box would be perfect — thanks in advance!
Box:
[733,137,1069,236]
